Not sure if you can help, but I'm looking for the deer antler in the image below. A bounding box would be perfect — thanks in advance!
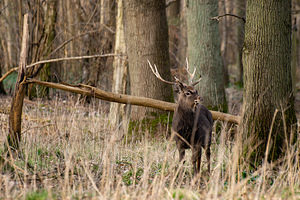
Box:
[185,58,201,86]
[147,60,177,85]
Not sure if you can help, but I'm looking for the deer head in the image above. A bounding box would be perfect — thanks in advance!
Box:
[147,59,202,110]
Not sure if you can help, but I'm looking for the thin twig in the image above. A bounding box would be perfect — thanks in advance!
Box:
[211,14,246,23]
[26,53,122,68]
[0,53,123,83]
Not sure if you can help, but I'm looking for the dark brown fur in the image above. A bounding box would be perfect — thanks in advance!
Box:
[172,82,213,174]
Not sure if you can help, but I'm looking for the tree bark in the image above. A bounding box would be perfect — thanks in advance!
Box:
[241,0,297,163]
[187,0,227,111]
[123,0,173,119]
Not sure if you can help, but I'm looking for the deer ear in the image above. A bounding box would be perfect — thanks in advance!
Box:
[174,81,184,93]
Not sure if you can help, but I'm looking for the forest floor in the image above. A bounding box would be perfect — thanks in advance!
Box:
[0,87,299,199]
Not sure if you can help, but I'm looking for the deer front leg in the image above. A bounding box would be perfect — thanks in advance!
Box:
[192,147,202,174]
[176,141,185,163]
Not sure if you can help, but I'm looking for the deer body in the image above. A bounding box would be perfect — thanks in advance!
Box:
[172,95,213,174]
[147,60,213,174]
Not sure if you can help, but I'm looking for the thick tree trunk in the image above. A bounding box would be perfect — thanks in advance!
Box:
[241,0,297,163]
[187,0,227,111]
[109,0,129,128]
[124,0,173,120]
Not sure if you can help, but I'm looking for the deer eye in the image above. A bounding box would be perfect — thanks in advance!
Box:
[185,91,191,96]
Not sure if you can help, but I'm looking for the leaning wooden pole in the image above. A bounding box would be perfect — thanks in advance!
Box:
[25,79,241,124]
[7,14,30,151]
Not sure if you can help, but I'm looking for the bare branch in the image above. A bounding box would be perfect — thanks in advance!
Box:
[211,14,246,23]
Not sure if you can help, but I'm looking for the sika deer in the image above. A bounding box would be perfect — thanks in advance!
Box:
[148,60,213,174]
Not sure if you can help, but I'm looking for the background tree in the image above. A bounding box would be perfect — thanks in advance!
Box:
[166,0,180,68]
[186,0,227,111]
[87,0,115,88]
[233,0,246,84]
[123,0,173,119]
[177,0,188,68]
[241,0,297,163]
[35,0,58,97]
[109,0,129,128]
[1,0,19,72]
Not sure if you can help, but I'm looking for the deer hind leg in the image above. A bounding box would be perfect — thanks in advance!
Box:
[176,140,186,163]
[205,146,211,174]
[192,147,202,174]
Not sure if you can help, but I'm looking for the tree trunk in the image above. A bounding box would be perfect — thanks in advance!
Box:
[65,0,81,82]
[87,0,115,88]
[177,0,187,67]
[109,0,129,128]
[38,0,57,97]
[124,0,173,120]
[2,0,19,71]
[167,0,180,68]
[218,0,229,86]
[234,0,245,84]
[241,0,297,163]
[186,0,227,111]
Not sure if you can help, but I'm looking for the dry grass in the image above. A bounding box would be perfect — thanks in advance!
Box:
[0,96,299,200]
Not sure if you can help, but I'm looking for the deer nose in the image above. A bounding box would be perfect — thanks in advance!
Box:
[194,96,203,105]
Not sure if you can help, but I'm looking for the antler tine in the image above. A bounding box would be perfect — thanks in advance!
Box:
[191,75,202,86]
[185,58,196,84]
[147,60,176,85]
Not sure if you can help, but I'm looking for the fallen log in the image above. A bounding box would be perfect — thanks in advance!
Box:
[25,79,241,124]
